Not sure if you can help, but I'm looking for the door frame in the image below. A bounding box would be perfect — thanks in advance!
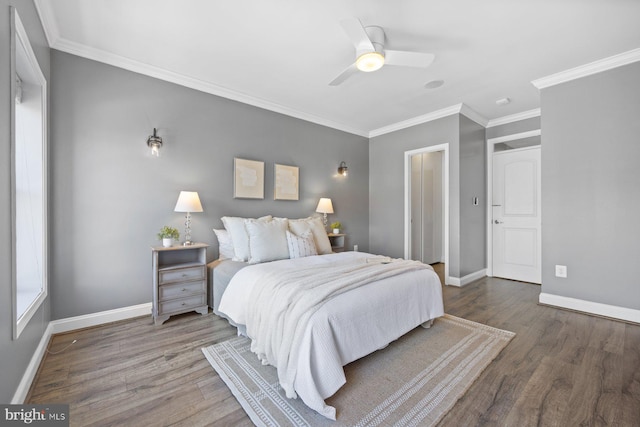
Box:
[404,143,450,284]
[486,129,541,277]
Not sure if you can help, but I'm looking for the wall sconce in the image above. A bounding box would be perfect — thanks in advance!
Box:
[147,128,163,157]
[338,161,348,176]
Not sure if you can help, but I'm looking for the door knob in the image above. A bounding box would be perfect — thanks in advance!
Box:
[494,219,504,224]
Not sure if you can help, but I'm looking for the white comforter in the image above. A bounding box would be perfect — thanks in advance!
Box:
[218,252,444,420]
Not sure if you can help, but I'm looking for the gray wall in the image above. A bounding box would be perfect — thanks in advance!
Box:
[369,114,487,279]
[50,51,369,319]
[369,115,459,266]
[540,61,640,310]
[0,0,51,404]
[459,116,486,276]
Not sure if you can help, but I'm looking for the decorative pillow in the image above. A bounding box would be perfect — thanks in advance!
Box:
[221,215,272,262]
[288,216,332,255]
[286,230,318,259]
[245,217,290,264]
[212,229,234,260]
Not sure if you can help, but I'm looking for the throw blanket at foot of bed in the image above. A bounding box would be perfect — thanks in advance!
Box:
[245,255,432,415]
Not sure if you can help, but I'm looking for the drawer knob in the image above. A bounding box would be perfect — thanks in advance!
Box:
[182,288,187,291]
[182,274,188,277]
[181,302,186,306]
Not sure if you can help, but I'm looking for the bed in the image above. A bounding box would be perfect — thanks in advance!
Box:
[214,250,444,420]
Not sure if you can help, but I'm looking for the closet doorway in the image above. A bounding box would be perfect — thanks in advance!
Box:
[404,144,449,284]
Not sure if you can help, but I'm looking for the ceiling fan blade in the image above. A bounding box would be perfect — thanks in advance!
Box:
[384,50,435,68]
[340,18,375,51]
[329,63,358,86]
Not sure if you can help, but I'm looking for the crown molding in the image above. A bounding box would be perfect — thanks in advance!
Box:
[50,37,369,137]
[368,104,462,138]
[459,104,489,127]
[34,0,59,47]
[35,0,368,137]
[369,103,489,138]
[532,48,640,89]
[487,108,541,128]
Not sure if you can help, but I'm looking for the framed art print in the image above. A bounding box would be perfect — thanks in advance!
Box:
[274,164,299,201]
[234,158,264,199]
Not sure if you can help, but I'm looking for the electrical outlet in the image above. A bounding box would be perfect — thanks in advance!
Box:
[353,244,359,252]
[555,265,567,278]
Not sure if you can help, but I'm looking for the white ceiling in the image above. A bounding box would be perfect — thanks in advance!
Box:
[35,0,640,137]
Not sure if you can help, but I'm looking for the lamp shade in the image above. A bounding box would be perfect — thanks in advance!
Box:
[315,198,334,214]
[174,191,203,213]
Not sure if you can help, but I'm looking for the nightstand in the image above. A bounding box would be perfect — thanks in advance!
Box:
[151,243,209,325]
[328,233,346,252]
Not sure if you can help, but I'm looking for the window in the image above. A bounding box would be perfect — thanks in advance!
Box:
[11,8,48,339]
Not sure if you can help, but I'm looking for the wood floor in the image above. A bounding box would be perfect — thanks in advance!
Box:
[27,275,640,426]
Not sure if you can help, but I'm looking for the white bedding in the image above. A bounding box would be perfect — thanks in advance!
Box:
[218,251,444,420]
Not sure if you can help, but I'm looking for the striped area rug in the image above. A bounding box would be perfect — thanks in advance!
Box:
[202,314,514,426]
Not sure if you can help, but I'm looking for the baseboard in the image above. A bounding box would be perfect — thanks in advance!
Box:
[49,302,152,334]
[539,293,640,324]
[11,322,54,404]
[12,302,152,403]
[447,269,487,287]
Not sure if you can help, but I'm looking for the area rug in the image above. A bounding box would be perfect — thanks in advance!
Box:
[202,315,514,426]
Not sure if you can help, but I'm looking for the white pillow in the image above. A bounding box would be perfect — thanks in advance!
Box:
[221,215,272,262]
[288,216,332,255]
[286,230,317,259]
[245,217,289,264]
[213,229,234,260]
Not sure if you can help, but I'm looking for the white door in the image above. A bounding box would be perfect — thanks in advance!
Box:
[492,146,541,283]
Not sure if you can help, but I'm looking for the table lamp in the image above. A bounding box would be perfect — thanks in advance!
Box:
[315,198,334,229]
[174,191,203,246]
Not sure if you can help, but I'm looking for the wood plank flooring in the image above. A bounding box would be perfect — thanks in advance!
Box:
[27,274,640,426]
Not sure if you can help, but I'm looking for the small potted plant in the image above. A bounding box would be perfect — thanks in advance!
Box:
[330,221,342,234]
[157,226,179,247]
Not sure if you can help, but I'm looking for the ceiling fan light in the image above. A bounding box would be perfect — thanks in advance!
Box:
[356,51,385,72]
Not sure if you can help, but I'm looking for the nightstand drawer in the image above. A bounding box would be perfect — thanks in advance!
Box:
[158,294,206,315]
[159,265,205,285]
[159,280,205,301]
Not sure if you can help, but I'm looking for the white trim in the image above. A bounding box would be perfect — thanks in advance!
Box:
[12,303,153,403]
[459,104,489,127]
[532,48,640,89]
[539,293,640,324]
[11,322,53,404]
[49,303,152,334]
[447,269,487,287]
[404,144,450,285]
[371,105,462,138]
[486,131,541,277]
[370,103,489,138]
[33,0,59,47]
[487,129,541,145]
[486,109,541,128]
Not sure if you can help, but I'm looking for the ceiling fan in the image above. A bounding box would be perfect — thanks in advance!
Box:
[329,18,435,86]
